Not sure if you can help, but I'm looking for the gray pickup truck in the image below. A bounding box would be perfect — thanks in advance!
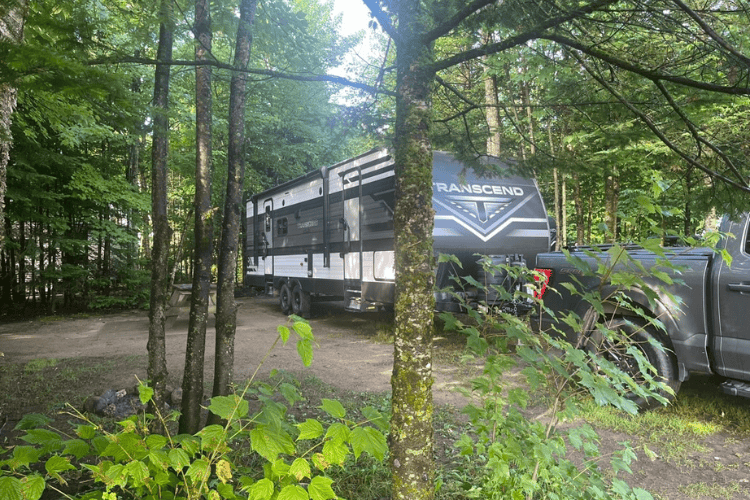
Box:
[534,214,750,401]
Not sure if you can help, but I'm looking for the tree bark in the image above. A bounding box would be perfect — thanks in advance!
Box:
[604,168,619,242]
[574,173,584,244]
[390,2,436,499]
[147,0,174,423]
[180,0,213,435]
[208,0,258,426]
[0,0,28,254]
[482,31,501,157]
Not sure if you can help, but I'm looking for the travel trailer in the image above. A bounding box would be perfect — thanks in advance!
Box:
[245,149,552,317]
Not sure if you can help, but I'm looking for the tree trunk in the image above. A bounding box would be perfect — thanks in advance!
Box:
[553,168,561,250]
[390,3,436,499]
[560,176,567,247]
[147,0,174,422]
[604,169,619,242]
[180,0,213,435]
[208,0,257,425]
[0,0,27,254]
[482,32,501,157]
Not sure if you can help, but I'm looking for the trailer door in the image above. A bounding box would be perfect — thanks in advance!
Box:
[342,169,363,309]
[343,172,361,282]
[262,199,273,276]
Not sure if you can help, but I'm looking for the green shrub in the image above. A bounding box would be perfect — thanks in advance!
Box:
[0,317,387,500]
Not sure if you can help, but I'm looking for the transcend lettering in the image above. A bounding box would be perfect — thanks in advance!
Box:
[433,182,524,196]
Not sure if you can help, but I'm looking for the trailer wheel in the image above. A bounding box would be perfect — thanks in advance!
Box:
[279,283,292,315]
[583,317,681,410]
[291,285,311,319]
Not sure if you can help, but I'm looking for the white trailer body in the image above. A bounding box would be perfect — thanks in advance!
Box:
[245,149,551,316]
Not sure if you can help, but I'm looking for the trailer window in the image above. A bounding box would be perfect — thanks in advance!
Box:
[264,207,271,232]
[277,217,288,236]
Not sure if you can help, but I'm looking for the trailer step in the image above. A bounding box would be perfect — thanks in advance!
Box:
[344,288,362,311]
[720,379,750,398]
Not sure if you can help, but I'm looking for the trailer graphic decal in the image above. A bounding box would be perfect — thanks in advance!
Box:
[433,192,543,243]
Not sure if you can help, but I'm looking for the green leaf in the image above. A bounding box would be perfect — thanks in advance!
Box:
[633,488,654,500]
[292,320,313,340]
[125,460,149,487]
[14,414,52,431]
[146,434,168,450]
[75,425,97,440]
[289,458,311,481]
[271,458,291,478]
[320,399,346,419]
[177,436,200,456]
[296,419,324,440]
[44,456,75,483]
[209,395,249,420]
[197,424,226,451]
[148,450,170,471]
[321,439,349,467]
[10,446,41,470]
[279,382,303,406]
[62,439,90,460]
[278,484,309,500]
[21,429,62,453]
[350,426,387,461]
[217,483,236,499]
[250,427,295,462]
[20,474,45,500]
[308,476,337,500]
[186,458,210,483]
[297,338,314,367]
[138,382,154,405]
[278,325,291,344]
[0,476,23,500]
[324,423,350,444]
[168,448,191,470]
[247,478,274,500]
[361,407,388,432]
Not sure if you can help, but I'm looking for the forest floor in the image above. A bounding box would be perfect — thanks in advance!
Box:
[1,295,750,499]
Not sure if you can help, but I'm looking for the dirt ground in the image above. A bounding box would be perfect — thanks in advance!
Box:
[2,295,750,499]
[0,295,470,407]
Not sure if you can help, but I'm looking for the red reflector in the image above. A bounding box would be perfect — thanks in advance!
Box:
[533,268,552,299]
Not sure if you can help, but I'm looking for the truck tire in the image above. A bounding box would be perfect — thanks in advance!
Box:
[279,283,292,315]
[291,284,311,319]
[584,317,681,410]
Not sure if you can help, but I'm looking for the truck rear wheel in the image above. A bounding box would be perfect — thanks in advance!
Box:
[584,317,681,410]
[279,283,292,315]
[291,285,311,319]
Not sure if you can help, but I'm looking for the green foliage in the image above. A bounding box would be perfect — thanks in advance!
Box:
[437,247,695,499]
[0,318,386,500]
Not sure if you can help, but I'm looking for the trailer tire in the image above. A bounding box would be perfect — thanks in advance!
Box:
[583,317,680,410]
[279,283,292,315]
[291,285,311,319]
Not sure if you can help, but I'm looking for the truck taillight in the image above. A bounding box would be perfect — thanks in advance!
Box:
[533,268,552,299]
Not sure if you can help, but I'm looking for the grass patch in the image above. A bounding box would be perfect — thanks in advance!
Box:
[678,481,742,499]
[580,375,750,465]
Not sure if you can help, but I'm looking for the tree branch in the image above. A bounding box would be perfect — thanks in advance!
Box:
[360,0,399,43]
[571,51,750,193]
[541,33,750,95]
[670,0,750,68]
[89,56,396,96]
[654,80,746,183]
[430,0,620,73]
[422,0,497,43]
